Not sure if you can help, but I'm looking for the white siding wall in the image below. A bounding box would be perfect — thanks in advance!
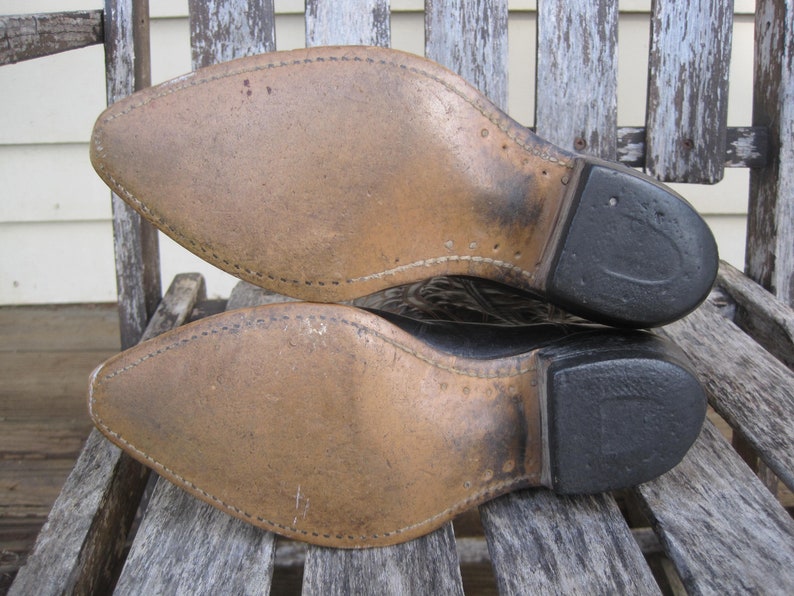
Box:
[0,0,756,304]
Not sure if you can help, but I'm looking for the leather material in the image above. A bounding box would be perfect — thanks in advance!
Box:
[90,45,718,327]
[89,302,705,548]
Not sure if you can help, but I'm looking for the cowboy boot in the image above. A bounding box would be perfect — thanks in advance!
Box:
[89,302,706,548]
[90,46,718,328]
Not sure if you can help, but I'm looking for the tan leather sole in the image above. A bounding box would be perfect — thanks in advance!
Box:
[89,303,705,548]
[90,46,717,327]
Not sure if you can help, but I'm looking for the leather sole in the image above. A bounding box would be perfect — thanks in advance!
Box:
[89,303,706,548]
[90,46,718,328]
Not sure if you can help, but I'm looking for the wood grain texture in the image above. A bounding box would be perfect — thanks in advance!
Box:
[112,279,280,594]
[104,0,161,349]
[717,260,794,369]
[660,297,794,492]
[617,126,770,169]
[646,0,734,183]
[302,523,464,595]
[747,0,794,306]
[480,490,660,595]
[0,11,103,66]
[113,480,276,595]
[306,0,390,47]
[189,0,275,70]
[425,0,508,110]
[635,421,794,594]
[8,274,205,596]
[535,1,618,159]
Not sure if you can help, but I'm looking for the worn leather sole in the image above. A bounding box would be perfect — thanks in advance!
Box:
[90,46,718,328]
[89,303,706,548]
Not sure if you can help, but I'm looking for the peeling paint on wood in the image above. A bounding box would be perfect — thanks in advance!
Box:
[425,0,508,111]
[104,0,161,350]
[618,126,770,168]
[535,1,618,160]
[306,0,390,47]
[189,0,275,69]
[646,0,734,183]
[747,0,794,306]
[0,11,103,66]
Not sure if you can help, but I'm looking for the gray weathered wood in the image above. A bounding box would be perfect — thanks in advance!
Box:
[189,0,276,69]
[112,280,281,593]
[0,11,103,66]
[480,491,660,595]
[646,0,734,183]
[114,479,276,594]
[747,0,794,307]
[105,0,161,349]
[306,0,390,47]
[302,523,464,595]
[717,260,794,369]
[635,421,794,594]
[425,0,508,111]
[660,296,794,492]
[535,1,618,159]
[617,126,770,169]
[9,274,206,596]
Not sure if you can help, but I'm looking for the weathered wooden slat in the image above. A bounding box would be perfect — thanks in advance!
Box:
[425,0,508,110]
[104,0,161,349]
[480,491,660,594]
[302,524,464,595]
[113,279,279,593]
[635,421,794,593]
[189,0,276,69]
[747,0,794,307]
[617,126,770,169]
[717,260,794,369]
[305,0,390,47]
[645,0,734,183]
[535,1,619,159]
[9,273,206,596]
[660,296,794,492]
[0,11,103,66]
[113,480,276,594]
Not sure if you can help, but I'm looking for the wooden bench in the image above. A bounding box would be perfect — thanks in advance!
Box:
[4,1,794,593]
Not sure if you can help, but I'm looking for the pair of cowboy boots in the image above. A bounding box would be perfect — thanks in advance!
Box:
[89,47,718,548]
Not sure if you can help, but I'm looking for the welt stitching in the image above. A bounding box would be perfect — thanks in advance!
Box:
[100,314,534,381]
[94,51,571,288]
[100,53,575,171]
[90,312,535,541]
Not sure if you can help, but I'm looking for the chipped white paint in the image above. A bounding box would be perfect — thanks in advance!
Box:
[646,0,734,183]
[425,0,508,111]
[535,1,618,160]
[305,0,390,47]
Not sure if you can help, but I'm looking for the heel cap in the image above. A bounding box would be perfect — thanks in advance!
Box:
[543,333,706,494]
[548,163,718,327]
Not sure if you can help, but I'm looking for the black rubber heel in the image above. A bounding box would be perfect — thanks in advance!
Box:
[547,162,719,327]
[540,331,706,494]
